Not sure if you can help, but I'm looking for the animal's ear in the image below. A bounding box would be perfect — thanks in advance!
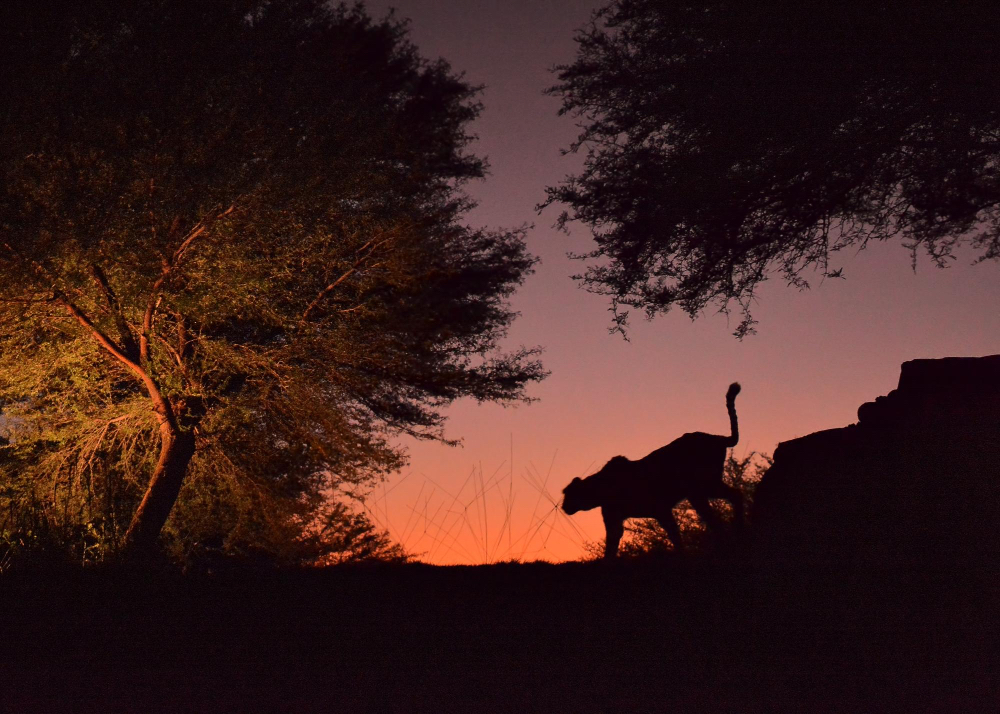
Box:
[571,477,581,484]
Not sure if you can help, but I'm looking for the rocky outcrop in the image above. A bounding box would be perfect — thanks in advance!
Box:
[753,355,1000,572]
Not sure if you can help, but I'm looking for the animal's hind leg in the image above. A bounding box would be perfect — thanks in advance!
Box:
[655,513,683,552]
[689,496,728,544]
[602,510,624,559]
[707,481,746,529]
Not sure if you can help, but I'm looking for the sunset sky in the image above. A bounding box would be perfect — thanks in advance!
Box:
[360,0,1000,564]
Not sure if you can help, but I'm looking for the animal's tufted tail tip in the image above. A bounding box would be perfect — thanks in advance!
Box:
[726,382,741,404]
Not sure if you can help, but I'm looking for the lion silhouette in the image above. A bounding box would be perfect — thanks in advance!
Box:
[562,383,743,558]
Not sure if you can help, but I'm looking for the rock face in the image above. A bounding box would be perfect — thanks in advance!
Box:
[753,355,1000,572]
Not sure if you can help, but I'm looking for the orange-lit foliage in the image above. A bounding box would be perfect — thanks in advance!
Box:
[0,1,543,566]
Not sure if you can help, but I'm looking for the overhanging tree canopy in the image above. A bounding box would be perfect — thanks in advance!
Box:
[547,0,1000,336]
[0,0,544,562]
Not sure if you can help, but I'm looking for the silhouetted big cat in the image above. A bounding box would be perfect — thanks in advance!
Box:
[562,383,743,558]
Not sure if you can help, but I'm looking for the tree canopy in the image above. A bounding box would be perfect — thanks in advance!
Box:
[0,0,544,564]
[547,0,1000,336]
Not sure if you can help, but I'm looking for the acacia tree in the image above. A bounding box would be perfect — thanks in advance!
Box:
[0,1,544,562]
[547,0,1000,336]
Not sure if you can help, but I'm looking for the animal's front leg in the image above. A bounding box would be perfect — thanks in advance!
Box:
[602,510,624,559]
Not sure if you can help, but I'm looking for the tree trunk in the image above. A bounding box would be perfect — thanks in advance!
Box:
[121,424,196,559]
[58,277,206,562]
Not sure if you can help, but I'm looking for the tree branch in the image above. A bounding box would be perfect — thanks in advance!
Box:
[154,332,196,392]
[57,292,179,432]
[299,238,387,325]
[174,310,189,361]
[140,203,236,363]
[90,263,140,363]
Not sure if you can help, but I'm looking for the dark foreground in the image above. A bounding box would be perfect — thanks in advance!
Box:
[2,552,996,714]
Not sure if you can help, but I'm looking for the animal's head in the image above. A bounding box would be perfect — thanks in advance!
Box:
[561,456,631,515]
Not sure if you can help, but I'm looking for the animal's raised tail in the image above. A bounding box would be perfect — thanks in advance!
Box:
[724,382,741,447]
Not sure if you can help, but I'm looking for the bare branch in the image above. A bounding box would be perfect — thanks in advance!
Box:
[140,203,236,363]
[90,263,140,362]
[154,331,196,392]
[89,263,120,313]
[57,292,179,432]
[174,310,190,362]
[299,238,387,325]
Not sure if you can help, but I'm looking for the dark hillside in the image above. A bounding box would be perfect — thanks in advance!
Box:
[755,355,1000,578]
[1,555,994,713]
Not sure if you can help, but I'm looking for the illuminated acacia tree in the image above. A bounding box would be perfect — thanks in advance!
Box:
[548,0,1000,336]
[0,1,544,562]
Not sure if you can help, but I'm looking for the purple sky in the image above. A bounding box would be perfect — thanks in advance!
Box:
[360,0,1000,564]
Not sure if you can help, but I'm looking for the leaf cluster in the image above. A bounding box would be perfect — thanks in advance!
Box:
[547,0,1000,335]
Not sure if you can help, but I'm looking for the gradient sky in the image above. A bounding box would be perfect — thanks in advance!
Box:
[360,0,1000,564]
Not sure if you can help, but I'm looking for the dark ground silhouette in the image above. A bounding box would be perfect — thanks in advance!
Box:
[1,554,994,713]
